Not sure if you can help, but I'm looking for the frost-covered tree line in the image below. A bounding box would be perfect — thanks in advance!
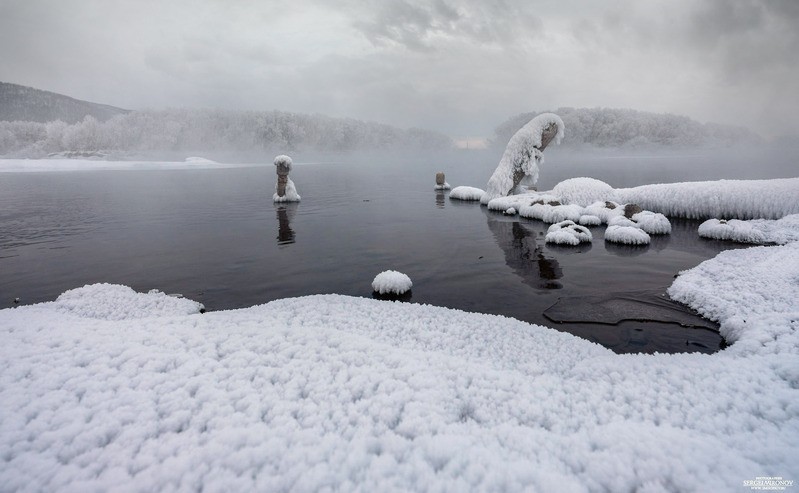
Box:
[0,108,453,157]
[493,107,763,149]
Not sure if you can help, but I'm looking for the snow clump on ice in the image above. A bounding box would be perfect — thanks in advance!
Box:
[551,177,617,207]
[449,186,485,201]
[371,270,413,295]
[604,225,651,245]
[545,220,592,245]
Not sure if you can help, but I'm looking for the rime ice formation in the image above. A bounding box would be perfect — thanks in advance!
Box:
[617,178,799,220]
[545,220,592,245]
[481,113,564,204]
[578,214,602,226]
[698,214,799,245]
[371,270,413,295]
[604,225,651,245]
[449,186,485,201]
[273,154,300,203]
[551,177,617,207]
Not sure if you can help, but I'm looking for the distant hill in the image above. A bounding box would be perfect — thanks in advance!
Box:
[0,82,129,123]
[493,107,764,149]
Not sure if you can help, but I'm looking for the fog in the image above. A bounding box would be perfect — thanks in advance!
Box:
[2,0,798,142]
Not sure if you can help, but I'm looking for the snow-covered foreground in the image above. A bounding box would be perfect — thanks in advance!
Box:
[0,158,246,172]
[2,242,798,491]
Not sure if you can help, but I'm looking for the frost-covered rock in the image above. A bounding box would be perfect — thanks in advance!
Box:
[482,113,564,204]
[519,203,583,224]
[54,283,204,320]
[632,211,672,235]
[273,154,300,202]
[578,214,601,226]
[608,216,638,228]
[697,216,799,245]
[371,270,413,295]
[583,201,624,224]
[503,207,517,216]
[545,220,592,245]
[449,186,485,201]
[604,225,651,245]
[551,177,616,207]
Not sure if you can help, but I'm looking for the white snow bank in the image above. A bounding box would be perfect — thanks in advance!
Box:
[668,241,799,355]
[54,283,204,320]
[1,281,797,491]
[273,177,300,203]
[545,220,592,245]
[371,270,413,295]
[617,178,799,220]
[551,177,617,207]
[449,186,485,201]
[0,158,242,172]
[698,214,799,245]
[604,225,651,245]
[482,113,564,204]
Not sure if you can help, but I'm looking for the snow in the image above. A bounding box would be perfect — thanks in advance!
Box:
[449,186,485,201]
[631,211,672,235]
[617,178,799,220]
[184,156,218,164]
[371,270,413,295]
[273,154,293,171]
[604,225,651,245]
[434,182,451,191]
[545,220,592,245]
[481,113,564,204]
[551,177,617,207]
[273,178,300,203]
[486,193,560,212]
[698,214,799,245]
[503,207,517,216]
[0,158,244,172]
[54,284,204,320]
[583,201,625,224]
[578,214,602,226]
[1,276,797,491]
[519,203,583,224]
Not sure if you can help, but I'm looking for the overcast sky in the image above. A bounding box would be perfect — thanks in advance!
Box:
[1,0,797,139]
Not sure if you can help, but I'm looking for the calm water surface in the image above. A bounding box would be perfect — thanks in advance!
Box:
[2,150,787,353]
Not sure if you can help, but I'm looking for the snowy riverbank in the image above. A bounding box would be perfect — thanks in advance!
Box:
[2,238,798,491]
[0,158,246,172]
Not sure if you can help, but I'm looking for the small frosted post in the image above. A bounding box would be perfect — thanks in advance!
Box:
[434,171,450,190]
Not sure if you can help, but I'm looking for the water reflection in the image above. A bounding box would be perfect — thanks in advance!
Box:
[275,204,297,245]
[435,191,446,209]
[485,215,563,289]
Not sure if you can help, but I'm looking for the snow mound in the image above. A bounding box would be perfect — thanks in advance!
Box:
[632,211,672,235]
[545,220,592,245]
[503,207,517,216]
[486,193,560,212]
[273,178,300,202]
[697,214,799,245]
[434,182,451,190]
[617,178,799,220]
[482,113,564,204]
[449,186,485,201]
[184,157,218,164]
[371,270,413,295]
[551,177,616,207]
[604,225,651,245]
[668,242,799,354]
[53,283,204,320]
[519,203,583,224]
[578,214,602,226]
[608,216,638,228]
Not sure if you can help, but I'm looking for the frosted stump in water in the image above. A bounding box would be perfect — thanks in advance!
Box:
[434,172,451,190]
[273,154,300,202]
[482,113,564,204]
